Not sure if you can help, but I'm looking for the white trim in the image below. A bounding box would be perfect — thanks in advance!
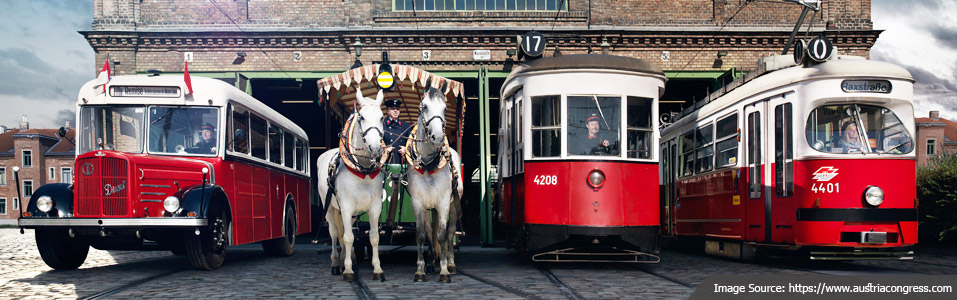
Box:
[21,149,32,168]
[60,167,72,184]
[12,197,18,211]
[19,218,208,227]
[927,138,937,156]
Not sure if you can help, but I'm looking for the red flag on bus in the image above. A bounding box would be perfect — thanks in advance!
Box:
[184,61,193,94]
[96,60,111,93]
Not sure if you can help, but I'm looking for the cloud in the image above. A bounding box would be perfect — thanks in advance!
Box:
[0,48,88,101]
[54,108,75,128]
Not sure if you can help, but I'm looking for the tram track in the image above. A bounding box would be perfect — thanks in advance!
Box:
[350,273,376,300]
[458,270,548,300]
[536,264,587,300]
[629,265,696,289]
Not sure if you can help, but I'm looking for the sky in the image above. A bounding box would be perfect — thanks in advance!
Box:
[0,0,954,129]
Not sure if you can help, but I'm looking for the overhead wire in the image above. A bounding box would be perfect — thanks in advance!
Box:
[210,0,294,80]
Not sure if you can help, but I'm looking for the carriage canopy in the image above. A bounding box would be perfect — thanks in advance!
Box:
[317,64,466,137]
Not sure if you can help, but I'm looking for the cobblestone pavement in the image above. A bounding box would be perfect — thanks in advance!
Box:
[1,228,955,299]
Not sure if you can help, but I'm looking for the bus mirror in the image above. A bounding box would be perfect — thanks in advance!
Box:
[234,129,245,140]
[58,127,68,138]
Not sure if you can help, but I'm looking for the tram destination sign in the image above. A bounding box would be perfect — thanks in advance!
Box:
[841,80,892,93]
[110,86,181,98]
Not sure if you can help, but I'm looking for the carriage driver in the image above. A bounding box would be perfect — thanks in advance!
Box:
[383,98,412,163]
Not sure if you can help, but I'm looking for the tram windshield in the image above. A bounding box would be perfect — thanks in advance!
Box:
[567,96,621,156]
[78,106,145,154]
[806,104,913,154]
[147,106,220,156]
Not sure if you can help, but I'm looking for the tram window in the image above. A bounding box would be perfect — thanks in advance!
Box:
[567,95,620,156]
[284,131,295,168]
[231,108,249,154]
[748,112,761,199]
[695,124,714,173]
[627,96,653,159]
[806,104,913,154]
[250,114,267,160]
[295,138,306,172]
[680,131,695,176]
[715,113,739,168]
[269,125,283,164]
[531,95,560,157]
[775,103,793,197]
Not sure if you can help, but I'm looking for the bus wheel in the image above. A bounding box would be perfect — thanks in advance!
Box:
[186,207,229,270]
[36,228,89,270]
[263,205,296,256]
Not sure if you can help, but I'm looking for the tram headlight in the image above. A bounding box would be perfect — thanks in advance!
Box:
[36,196,54,213]
[587,170,605,190]
[164,196,181,213]
[863,186,884,207]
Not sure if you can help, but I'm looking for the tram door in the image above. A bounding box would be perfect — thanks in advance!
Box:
[744,100,769,242]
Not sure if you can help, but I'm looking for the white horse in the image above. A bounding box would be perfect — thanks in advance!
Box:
[316,88,387,282]
[406,78,464,283]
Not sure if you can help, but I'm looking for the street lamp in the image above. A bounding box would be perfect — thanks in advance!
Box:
[351,39,364,69]
[600,37,611,55]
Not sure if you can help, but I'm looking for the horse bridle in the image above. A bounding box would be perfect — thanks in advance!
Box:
[347,114,384,171]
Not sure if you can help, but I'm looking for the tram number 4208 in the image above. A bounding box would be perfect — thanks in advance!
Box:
[533,175,558,185]
[811,182,840,193]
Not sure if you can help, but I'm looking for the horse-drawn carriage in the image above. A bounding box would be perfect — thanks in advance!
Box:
[315,64,466,282]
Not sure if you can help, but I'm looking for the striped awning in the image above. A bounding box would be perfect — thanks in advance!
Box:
[317,64,466,134]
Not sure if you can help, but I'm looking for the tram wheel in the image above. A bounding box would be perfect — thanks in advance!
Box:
[185,207,229,270]
[36,228,89,270]
[263,205,297,256]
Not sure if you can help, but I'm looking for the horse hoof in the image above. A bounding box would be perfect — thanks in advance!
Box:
[413,274,427,282]
[343,273,355,282]
[448,265,457,274]
[439,274,452,283]
[373,273,386,281]
[331,267,342,276]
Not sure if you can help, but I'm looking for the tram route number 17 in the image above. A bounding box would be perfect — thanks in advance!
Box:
[811,182,839,193]
[533,175,558,185]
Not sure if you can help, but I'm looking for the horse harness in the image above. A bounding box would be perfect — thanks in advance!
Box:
[403,122,460,200]
[322,114,388,217]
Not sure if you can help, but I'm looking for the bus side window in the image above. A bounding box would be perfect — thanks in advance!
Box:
[231,107,250,154]
[284,130,294,168]
[250,114,267,160]
[268,124,283,164]
[295,138,306,172]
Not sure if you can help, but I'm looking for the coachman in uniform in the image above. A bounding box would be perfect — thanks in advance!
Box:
[383,98,412,163]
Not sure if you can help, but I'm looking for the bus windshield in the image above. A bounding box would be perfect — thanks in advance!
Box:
[806,104,913,155]
[148,106,220,156]
[79,106,146,154]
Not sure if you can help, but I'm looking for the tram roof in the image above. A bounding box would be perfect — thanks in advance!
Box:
[77,74,307,139]
[664,55,915,133]
[316,64,465,132]
[510,54,664,77]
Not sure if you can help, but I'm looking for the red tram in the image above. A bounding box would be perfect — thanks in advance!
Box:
[19,74,311,270]
[496,54,667,261]
[660,43,918,260]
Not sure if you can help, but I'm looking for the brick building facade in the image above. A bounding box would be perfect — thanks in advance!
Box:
[916,111,957,167]
[0,122,76,221]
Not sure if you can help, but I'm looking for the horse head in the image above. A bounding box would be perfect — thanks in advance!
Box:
[354,88,385,160]
[419,77,449,146]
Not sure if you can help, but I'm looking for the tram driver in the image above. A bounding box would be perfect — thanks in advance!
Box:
[838,121,865,153]
[193,122,218,154]
[571,114,616,156]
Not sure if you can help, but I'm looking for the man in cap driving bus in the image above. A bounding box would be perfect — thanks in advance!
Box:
[194,122,217,154]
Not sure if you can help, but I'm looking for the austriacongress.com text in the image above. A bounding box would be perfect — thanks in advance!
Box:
[714,282,953,295]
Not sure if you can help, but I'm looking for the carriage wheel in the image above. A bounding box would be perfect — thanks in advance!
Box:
[263,205,297,256]
[185,207,230,270]
[36,228,89,270]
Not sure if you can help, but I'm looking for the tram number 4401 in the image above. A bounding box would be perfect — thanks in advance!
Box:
[533,175,558,185]
[811,182,840,193]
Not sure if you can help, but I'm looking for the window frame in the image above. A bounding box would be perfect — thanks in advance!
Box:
[679,130,695,177]
[0,167,6,186]
[775,103,793,198]
[927,138,937,155]
[566,94,623,158]
[714,112,739,169]
[23,180,33,198]
[529,95,562,158]
[626,96,654,159]
[22,150,32,168]
[61,167,72,184]
[695,123,715,173]
[49,167,56,180]
[0,198,5,215]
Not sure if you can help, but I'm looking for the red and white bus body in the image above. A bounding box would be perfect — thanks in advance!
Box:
[498,55,666,258]
[20,75,311,269]
[660,55,917,260]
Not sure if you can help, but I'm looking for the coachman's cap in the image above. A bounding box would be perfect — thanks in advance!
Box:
[200,123,215,131]
[385,99,402,108]
[585,114,600,123]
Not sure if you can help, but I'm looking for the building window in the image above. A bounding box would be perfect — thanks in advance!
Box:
[49,167,55,180]
[0,198,6,214]
[394,0,566,11]
[22,150,32,167]
[12,197,17,211]
[0,167,5,186]
[927,139,937,155]
[61,167,73,184]
[23,181,33,198]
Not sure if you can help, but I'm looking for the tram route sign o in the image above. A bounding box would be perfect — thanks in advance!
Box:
[807,35,834,62]
[521,31,546,58]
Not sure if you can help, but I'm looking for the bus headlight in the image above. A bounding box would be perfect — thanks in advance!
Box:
[36,196,54,213]
[587,170,605,190]
[164,196,181,213]
[864,186,884,207]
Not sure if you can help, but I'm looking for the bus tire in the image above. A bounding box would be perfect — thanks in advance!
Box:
[263,205,296,256]
[185,207,229,270]
[36,228,89,270]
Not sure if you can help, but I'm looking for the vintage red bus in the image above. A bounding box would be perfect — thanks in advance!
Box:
[19,74,311,270]
[497,54,666,262]
[660,42,917,260]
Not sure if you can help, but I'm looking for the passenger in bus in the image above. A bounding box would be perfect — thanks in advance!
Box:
[193,122,217,154]
[571,114,614,155]
[838,121,864,153]
[383,98,412,163]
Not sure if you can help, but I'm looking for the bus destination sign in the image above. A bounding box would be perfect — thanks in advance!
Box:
[111,86,181,98]
[841,80,892,94]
